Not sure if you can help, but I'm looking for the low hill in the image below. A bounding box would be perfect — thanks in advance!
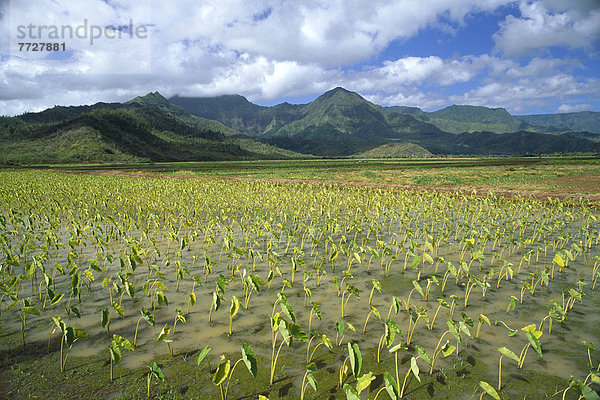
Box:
[352,142,433,158]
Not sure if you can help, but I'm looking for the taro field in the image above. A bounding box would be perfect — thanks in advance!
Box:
[0,170,599,399]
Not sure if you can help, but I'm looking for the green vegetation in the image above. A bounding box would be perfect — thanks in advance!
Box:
[0,103,306,164]
[2,88,599,163]
[0,170,599,399]
[30,156,600,196]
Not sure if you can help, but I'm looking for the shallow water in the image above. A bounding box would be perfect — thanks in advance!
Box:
[0,171,599,398]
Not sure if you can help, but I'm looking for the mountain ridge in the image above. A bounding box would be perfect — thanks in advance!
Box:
[1,87,599,164]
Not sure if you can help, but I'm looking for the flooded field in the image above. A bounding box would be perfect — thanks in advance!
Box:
[0,170,599,399]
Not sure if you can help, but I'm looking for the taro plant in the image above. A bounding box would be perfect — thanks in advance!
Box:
[133,306,155,347]
[108,334,134,381]
[51,315,87,372]
[213,343,257,400]
[229,295,240,336]
[343,371,375,400]
[147,362,165,398]
[301,362,318,400]
[156,324,173,356]
[270,313,307,384]
[339,342,362,387]
[18,298,40,347]
[496,346,519,391]
[307,328,334,362]
[197,345,212,370]
[173,308,186,333]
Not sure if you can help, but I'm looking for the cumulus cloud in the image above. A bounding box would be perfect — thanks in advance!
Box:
[449,74,600,113]
[493,0,600,56]
[0,0,598,116]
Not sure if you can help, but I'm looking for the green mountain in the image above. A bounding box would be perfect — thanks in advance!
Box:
[2,88,599,164]
[386,104,537,134]
[170,94,286,135]
[434,131,600,155]
[0,99,305,164]
[173,87,444,156]
[515,111,600,134]
[128,92,238,135]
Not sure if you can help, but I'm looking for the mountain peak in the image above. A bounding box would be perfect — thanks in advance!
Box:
[312,87,369,107]
[128,91,169,106]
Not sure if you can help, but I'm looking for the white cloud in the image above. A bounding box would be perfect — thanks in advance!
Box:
[364,90,449,110]
[493,0,600,56]
[449,74,600,113]
[1,0,598,116]
[557,103,596,113]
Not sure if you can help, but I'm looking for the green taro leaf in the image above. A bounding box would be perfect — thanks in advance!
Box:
[70,305,81,318]
[280,298,296,323]
[241,343,257,378]
[197,346,212,365]
[322,334,333,350]
[113,334,134,351]
[212,292,221,312]
[109,341,121,364]
[412,280,424,297]
[385,319,395,348]
[579,383,600,400]
[65,325,76,347]
[416,345,431,366]
[279,319,291,345]
[150,362,164,381]
[459,321,472,339]
[479,381,501,400]
[21,306,40,316]
[289,323,308,343]
[52,315,66,333]
[125,282,135,299]
[101,308,110,329]
[213,358,230,386]
[306,373,317,392]
[497,347,520,363]
[75,329,88,340]
[336,319,345,338]
[311,301,322,320]
[230,296,240,317]
[553,254,565,268]
[410,356,421,382]
[343,384,360,400]
[356,372,375,394]
[141,307,155,326]
[370,305,381,320]
[447,319,461,343]
[111,301,125,319]
[384,372,399,399]
[372,279,382,293]
[156,324,170,343]
[348,342,362,377]
[441,342,455,357]
[462,312,474,327]
[526,331,543,357]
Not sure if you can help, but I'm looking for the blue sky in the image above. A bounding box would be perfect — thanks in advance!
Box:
[0,0,599,115]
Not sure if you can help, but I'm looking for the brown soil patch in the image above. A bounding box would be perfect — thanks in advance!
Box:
[541,173,600,194]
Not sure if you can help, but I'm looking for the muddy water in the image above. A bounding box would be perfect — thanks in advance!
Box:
[1,177,599,398]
